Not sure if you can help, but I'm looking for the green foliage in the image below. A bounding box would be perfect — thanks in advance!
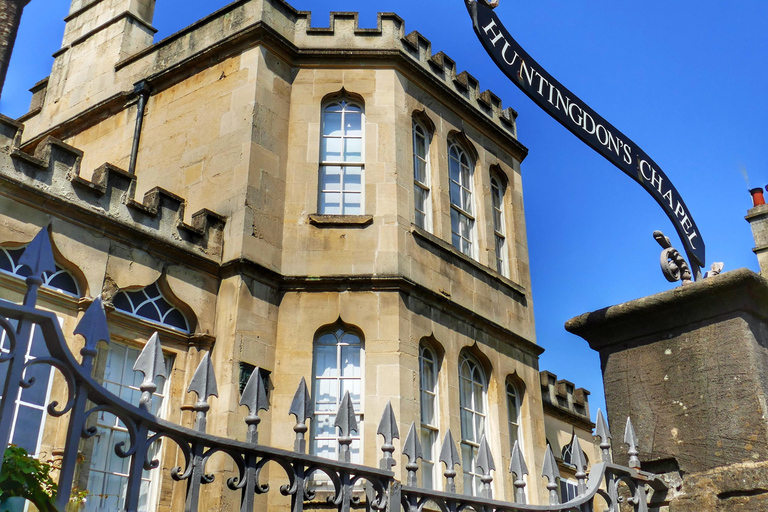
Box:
[0,446,57,512]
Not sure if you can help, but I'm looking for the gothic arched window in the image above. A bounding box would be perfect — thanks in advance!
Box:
[449,142,475,257]
[490,173,508,276]
[0,246,80,297]
[112,282,189,332]
[459,351,487,496]
[319,98,364,215]
[312,326,363,462]
[419,342,440,488]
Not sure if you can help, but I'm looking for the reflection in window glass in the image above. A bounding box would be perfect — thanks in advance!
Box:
[319,100,364,215]
[449,144,475,257]
[312,328,363,462]
[419,343,439,489]
[459,352,487,496]
[85,343,172,512]
[413,123,431,230]
[506,381,521,452]
[491,176,508,276]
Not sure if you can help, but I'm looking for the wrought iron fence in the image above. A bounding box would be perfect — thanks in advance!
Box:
[0,228,667,512]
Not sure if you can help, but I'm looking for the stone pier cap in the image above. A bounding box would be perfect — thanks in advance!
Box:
[564,268,768,476]
[564,268,768,350]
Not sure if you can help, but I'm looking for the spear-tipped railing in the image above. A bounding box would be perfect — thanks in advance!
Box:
[0,228,667,512]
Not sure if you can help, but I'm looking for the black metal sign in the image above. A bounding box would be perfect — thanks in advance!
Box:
[466,0,705,273]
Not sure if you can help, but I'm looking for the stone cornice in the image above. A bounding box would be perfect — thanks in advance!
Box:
[220,258,543,359]
[565,268,768,350]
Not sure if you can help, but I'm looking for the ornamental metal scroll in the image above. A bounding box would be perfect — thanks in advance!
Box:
[0,228,667,512]
[464,0,706,279]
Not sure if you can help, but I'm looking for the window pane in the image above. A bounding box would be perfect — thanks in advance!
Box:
[344,138,362,162]
[315,379,338,410]
[421,391,434,425]
[345,167,362,192]
[321,166,342,191]
[315,345,337,377]
[11,406,43,452]
[415,208,426,230]
[322,137,343,162]
[422,461,434,489]
[19,363,51,405]
[320,192,342,215]
[342,194,361,215]
[450,180,460,206]
[341,379,361,406]
[340,345,361,377]
[345,113,362,137]
[414,158,427,184]
[323,112,342,136]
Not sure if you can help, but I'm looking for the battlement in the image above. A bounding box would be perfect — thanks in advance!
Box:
[20,0,520,146]
[540,370,591,422]
[0,114,226,263]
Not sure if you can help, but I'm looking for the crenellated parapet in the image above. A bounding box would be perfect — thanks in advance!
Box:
[540,370,591,424]
[20,0,520,146]
[0,114,226,263]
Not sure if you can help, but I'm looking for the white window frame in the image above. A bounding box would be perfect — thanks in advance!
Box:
[84,341,173,512]
[419,343,440,489]
[413,122,432,231]
[311,327,364,463]
[448,143,476,258]
[112,282,190,333]
[560,479,578,503]
[506,380,522,451]
[490,175,508,277]
[458,352,488,496]
[0,245,80,297]
[319,99,365,215]
[0,320,57,457]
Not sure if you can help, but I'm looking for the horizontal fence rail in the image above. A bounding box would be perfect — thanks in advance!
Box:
[0,228,667,512]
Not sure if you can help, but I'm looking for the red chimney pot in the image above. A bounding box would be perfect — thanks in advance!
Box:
[751,187,766,206]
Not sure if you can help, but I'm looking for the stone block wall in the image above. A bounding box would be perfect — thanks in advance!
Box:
[566,269,768,510]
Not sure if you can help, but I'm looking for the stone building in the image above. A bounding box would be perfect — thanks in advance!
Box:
[0,0,597,510]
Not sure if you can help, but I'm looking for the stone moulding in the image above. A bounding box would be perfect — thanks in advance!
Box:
[0,113,226,267]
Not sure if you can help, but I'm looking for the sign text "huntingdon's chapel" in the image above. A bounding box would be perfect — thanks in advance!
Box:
[469,1,705,270]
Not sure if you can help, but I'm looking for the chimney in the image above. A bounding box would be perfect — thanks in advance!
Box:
[745,186,768,278]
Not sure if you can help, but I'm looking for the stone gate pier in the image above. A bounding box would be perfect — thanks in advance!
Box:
[566,268,768,511]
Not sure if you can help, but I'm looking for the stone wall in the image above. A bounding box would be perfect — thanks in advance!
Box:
[566,269,768,510]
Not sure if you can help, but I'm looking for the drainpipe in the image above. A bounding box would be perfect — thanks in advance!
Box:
[128,80,151,175]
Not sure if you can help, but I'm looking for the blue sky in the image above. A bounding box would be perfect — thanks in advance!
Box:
[3,0,767,421]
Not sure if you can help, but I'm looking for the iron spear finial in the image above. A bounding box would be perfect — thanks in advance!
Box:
[624,417,641,469]
[541,445,561,505]
[334,391,358,462]
[240,366,269,444]
[18,227,56,280]
[475,434,496,498]
[569,435,588,496]
[74,296,111,373]
[133,332,166,412]
[439,430,461,493]
[509,440,528,504]
[187,352,218,432]
[377,401,399,470]
[595,409,612,462]
[402,422,423,486]
[289,377,313,453]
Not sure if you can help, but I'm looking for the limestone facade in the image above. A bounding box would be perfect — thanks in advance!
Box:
[0,0,597,510]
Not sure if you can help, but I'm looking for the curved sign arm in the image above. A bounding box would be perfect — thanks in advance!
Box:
[465,0,705,276]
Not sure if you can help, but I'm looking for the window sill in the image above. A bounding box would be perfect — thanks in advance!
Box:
[309,214,373,228]
[410,224,526,297]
